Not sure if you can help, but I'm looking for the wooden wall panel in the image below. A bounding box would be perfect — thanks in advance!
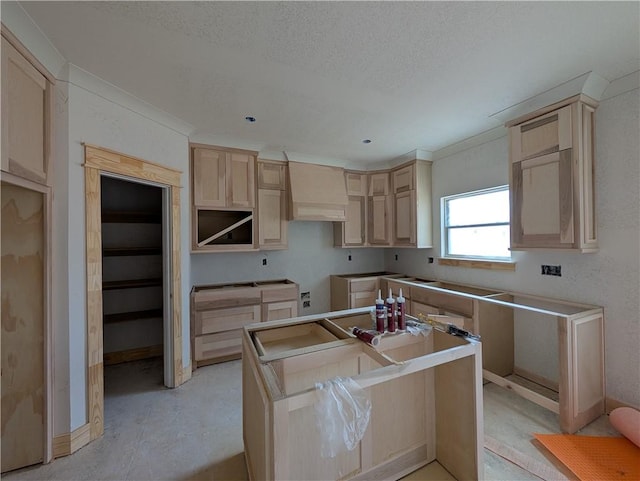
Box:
[1,183,44,472]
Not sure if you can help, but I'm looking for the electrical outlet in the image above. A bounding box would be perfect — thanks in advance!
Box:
[348,254,352,261]
[301,292,310,300]
[303,300,311,308]
[262,258,267,266]
[428,257,434,264]
[541,265,561,276]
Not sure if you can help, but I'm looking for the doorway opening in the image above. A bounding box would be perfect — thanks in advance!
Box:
[100,175,165,381]
[84,144,184,443]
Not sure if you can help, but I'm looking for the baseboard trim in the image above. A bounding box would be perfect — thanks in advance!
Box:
[52,423,91,459]
[606,396,638,414]
[103,345,163,366]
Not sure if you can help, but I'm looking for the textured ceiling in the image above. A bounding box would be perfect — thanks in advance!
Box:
[18,1,640,165]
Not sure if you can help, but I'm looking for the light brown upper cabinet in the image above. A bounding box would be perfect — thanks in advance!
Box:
[334,171,367,247]
[191,144,257,252]
[368,172,393,246]
[1,37,53,186]
[192,145,255,208]
[258,160,288,250]
[507,94,598,252]
[392,160,432,248]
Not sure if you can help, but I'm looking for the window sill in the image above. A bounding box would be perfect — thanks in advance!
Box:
[438,257,516,271]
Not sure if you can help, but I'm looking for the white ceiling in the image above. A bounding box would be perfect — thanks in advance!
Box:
[17,1,640,165]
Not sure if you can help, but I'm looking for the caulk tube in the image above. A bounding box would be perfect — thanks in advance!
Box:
[352,327,381,347]
[375,289,385,333]
[386,288,396,333]
[397,288,406,331]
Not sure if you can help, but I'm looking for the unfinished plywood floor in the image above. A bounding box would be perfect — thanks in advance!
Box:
[4,358,617,481]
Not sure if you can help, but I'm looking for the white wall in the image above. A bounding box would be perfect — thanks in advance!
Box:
[191,221,384,315]
[63,75,191,430]
[385,88,640,407]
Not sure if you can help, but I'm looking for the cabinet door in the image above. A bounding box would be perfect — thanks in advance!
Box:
[1,38,49,185]
[394,190,416,245]
[368,173,389,196]
[345,172,367,196]
[263,300,298,322]
[193,148,226,207]
[228,152,255,208]
[511,150,574,248]
[392,164,414,193]
[510,105,572,162]
[196,304,261,335]
[343,196,366,245]
[369,195,392,245]
[258,161,286,190]
[258,189,287,249]
[194,330,243,362]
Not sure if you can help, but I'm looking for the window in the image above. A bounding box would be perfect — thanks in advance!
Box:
[442,186,510,260]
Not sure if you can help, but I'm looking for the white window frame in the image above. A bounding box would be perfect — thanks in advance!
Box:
[441,185,511,261]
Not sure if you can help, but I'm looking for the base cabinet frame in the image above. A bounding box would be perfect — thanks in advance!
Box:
[242,308,484,481]
[386,276,605,433]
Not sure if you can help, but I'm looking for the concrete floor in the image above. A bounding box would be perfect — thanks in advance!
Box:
[4,357,617,481]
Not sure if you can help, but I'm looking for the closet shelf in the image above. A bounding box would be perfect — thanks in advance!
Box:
[103,278,163,290]
[103,247,162,257]
[103,308,163,324]
[102,210,162,224]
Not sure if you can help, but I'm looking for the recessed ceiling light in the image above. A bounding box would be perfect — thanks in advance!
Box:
[245,116,256,123]
[362,139,372,144]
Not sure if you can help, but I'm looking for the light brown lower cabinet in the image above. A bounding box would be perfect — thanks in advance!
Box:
[191,279,298,367]
[242,308,484,481]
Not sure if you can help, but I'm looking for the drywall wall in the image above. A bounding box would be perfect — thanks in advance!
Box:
[385,88,640,407]
[64,75,191,429]
[191,221,384,315]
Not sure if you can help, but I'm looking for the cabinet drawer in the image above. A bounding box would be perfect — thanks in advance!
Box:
[349,278,379,293]
[196,304,261,335]
[261,284,298,303]
[411,288,473,318]
[193,286,261,309]
[194,330,242,361]
[263,300,298,322]
[350,291,377,308]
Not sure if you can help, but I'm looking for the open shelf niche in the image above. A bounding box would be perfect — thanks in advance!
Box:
[101,176,164,364]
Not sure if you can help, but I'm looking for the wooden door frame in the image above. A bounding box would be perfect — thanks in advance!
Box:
[1,171,53,464]
[83,144,184,441]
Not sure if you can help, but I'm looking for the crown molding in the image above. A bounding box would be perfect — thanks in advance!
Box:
[602,70,640,100]
[65,64,193,136]
[489,71,609,125]
[1,3,66,78]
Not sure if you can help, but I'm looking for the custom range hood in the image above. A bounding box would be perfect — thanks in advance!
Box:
[287,161,348,221]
